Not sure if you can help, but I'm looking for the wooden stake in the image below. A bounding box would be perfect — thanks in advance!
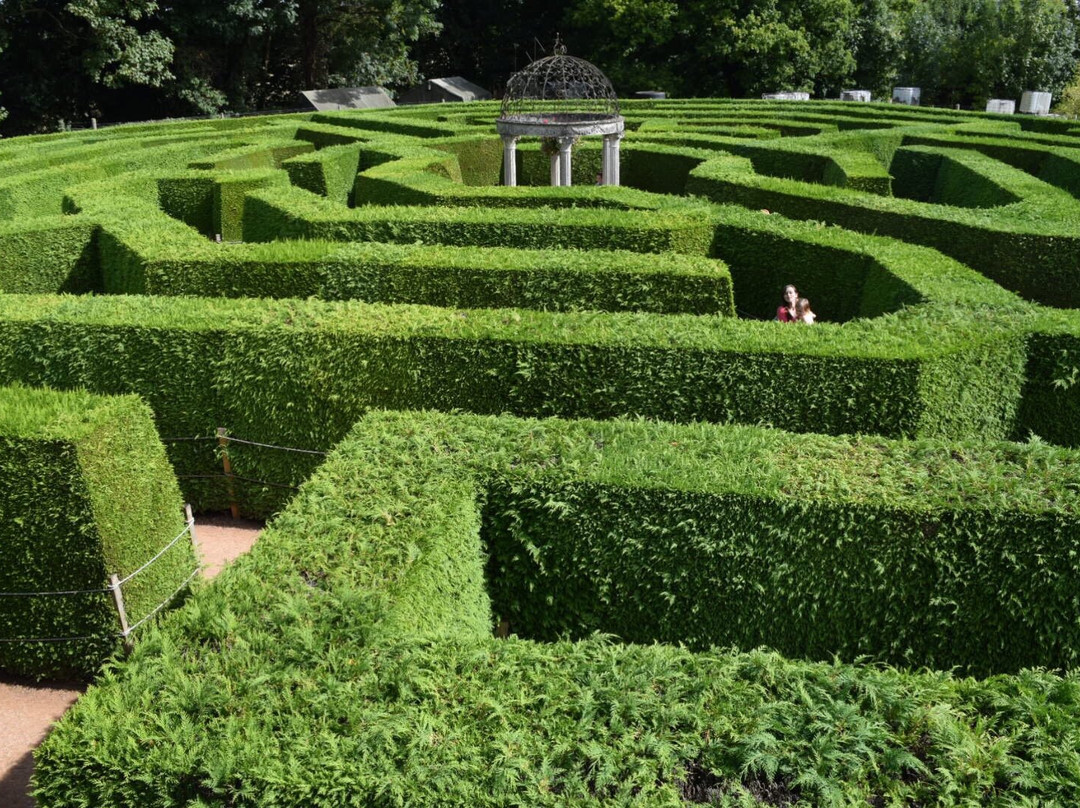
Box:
[217,428,240,519]
[185,504,198,550]
[110,574,130,639]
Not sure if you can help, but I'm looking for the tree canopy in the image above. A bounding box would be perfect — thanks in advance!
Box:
[0,0,1077,134]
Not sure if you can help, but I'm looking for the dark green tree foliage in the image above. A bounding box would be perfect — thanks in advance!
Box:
[899,0,1078,107]
[0,0,440,134]
[565,0,859,98]
[414,0,572,93]
[159,0,441,113]
[850,0,904,99]
[0,0,174,134]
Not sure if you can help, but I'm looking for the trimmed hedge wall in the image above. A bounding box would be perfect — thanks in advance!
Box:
[281,143,362,206]
[407,411,1080,673]
[0,217,98,293]
[0,136,241,219]
[687,140,1080,308]
[69,174,736,314]
[32,410,1080,806]
[111,239,737,315]
[244,184,718,254]
[0,272,1026,517]
[1015,308,1080,447]
[0,384,195,678]
[157,169,289,241]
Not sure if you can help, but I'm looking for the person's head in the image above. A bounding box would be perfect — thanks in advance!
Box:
[796,297,813,317]
[783,285,798,306]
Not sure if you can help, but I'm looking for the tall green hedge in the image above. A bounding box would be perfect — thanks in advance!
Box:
[687,142,1080,308]
[282,143,362,206]
[0,274,1026,517]
[244,184,718,254]
[0,217,98,293]
[1015,308,1080,447]
[32,410,1080,806]
[0,384,195,678]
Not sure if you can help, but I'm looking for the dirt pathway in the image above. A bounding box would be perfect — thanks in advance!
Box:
[0,514,263,808]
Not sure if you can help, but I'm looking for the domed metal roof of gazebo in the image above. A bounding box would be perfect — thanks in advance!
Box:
[497,43,623,137]
[496,42,625,188]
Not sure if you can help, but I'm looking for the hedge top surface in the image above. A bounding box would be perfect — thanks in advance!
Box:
[0,382,140,438]
[296,409,1080,520]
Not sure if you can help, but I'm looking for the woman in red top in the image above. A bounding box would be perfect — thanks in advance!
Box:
[776,284,798,322]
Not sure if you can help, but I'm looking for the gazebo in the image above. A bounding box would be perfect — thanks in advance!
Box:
[496,45,625,187]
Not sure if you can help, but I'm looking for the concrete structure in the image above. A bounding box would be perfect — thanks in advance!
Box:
[299,87,394,111]
[1020,91,1052,115]
[986,99,1016,114]
[398,76,491,105]
[892,87,921,106]
[840,90,872,102]
[762,92,810,101]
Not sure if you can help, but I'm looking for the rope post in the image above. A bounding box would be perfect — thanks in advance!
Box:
[217,428,240,519]
[109,574,133,651]
[185,503,199,554]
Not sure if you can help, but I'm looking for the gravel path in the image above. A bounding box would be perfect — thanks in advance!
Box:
[0,514,263,808]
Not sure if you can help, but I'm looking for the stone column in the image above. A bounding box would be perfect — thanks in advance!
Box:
[550,151,562,186]
[501,135,519,187]
[605,132,624,186]
[601,136,613,185]
[558,137,575,187]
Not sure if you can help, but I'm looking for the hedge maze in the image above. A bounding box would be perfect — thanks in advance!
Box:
[5,99,1080,803]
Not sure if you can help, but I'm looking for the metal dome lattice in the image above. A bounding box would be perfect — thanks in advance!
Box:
[500,45,620,123]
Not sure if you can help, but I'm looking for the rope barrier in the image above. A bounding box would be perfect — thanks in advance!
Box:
[222,436,327,455]
[0,519,194,598]
[162,432,327,455]
[176,472,299,490]
[0,567,199,643]
[121,567,200,636]
[115,520,194,587]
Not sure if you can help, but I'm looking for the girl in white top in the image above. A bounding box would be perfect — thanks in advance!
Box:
[796,297,816,324]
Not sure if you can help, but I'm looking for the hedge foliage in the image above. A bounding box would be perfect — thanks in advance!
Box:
[0,384,194,678]
[0,216,98,293]
[0,218,1030,516]
[686,130,1080,308]
[32,410,1080,806]
[6,99,1080,804]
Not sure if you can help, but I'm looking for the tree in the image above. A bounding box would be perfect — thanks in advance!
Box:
[899,0,1077,107]
[0,0,443,132]
[161,0,298,114]
[414,0,575,94]
[997,0,1077,98]
[850,0,904,98]
[564,0,857,98]
[164,0,441,113]
[0,0,174,134]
